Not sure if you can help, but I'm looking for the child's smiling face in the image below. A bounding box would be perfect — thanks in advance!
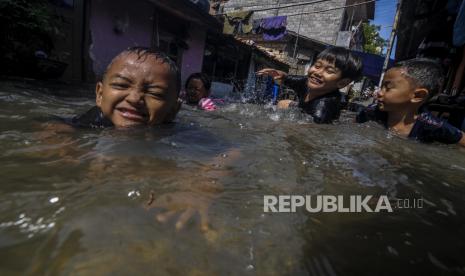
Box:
[95,52,180,128]
[186,78,209,104]
[306,59,349,94]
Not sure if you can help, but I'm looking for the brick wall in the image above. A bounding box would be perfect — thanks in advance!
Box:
[222,0,346,45]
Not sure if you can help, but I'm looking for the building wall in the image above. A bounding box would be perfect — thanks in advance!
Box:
[50,0,85,81]
[180,26,207,87]
[88,0,208,87]
[222,0,346,45]
[89,0,155,78]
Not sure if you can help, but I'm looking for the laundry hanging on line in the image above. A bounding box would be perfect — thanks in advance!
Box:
[223,11,254,35]
[253,16,287,41]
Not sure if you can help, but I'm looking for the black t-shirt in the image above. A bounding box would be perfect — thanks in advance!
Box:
[68,106,113,128]
[356,104,463,144]
[284,75,343,124]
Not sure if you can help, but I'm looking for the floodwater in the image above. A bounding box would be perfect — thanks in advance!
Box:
[1,79,465,276]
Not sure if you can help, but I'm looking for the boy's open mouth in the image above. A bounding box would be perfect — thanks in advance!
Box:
[309,76,323,85]
[116,107,148,122]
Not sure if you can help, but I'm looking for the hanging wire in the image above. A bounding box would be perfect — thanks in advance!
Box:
[216,0,377,18]
[282,0,377,18]
[216,0,333,15]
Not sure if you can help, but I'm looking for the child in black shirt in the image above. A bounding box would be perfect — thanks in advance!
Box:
[357,58,465,145]
[258,47,363,123]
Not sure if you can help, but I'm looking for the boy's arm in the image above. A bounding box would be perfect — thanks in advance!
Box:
[283,75,308,100]
[30,122,80,161]
[276,76,307,110]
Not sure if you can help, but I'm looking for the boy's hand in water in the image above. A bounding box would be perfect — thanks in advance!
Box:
[145,187,219,233]
[257,68,288,82]
[145,149,241,235]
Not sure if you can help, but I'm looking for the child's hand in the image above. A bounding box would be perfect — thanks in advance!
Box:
[277,100,298,109]
[145,189,216,233]
[257,68,287,82]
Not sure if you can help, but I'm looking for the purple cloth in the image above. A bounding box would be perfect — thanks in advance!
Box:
[260,16,287,41]
[261,16,287,29]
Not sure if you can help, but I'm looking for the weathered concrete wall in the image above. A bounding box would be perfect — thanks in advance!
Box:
[89,0,155,78]
[180,26,207,87]
[89,0,208,86]
[223,0,346,45]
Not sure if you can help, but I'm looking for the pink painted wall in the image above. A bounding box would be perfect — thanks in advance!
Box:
[89,0,154,78]
[180,26,207,87]
[88,0,208,84]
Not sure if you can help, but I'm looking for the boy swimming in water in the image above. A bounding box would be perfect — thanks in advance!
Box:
[71,47,181,128]
[40,47,239,234]
[258,46,363,123]
[357,58,465,146]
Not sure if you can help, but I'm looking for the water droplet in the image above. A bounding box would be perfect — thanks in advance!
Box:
[245,264,254,271]
[49,197,59,204]
[387,246,399,256]
[128,190,141,197]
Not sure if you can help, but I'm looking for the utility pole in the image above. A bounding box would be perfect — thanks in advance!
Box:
[275,0,280,15]
[378,0,402,87]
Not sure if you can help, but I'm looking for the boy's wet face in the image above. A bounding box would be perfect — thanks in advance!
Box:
[377,68,415,111]
[95,53,179,128]
[307,59,346,93]
[186,78,208,104]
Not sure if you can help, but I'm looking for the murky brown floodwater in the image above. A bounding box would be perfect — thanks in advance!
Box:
[1,79,465,275]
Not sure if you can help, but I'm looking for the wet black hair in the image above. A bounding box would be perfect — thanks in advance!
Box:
[185,72,212,92]
[316,46,363,81]
[393,58,444,99]
[103,46,181,94]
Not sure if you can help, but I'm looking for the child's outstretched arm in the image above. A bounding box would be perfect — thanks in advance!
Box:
[256,68,287,82]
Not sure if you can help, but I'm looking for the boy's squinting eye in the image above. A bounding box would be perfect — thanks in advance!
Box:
[146,91,166,100]
[326,68,336,74]
[110,82,130,90]
[382,83,393,91]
